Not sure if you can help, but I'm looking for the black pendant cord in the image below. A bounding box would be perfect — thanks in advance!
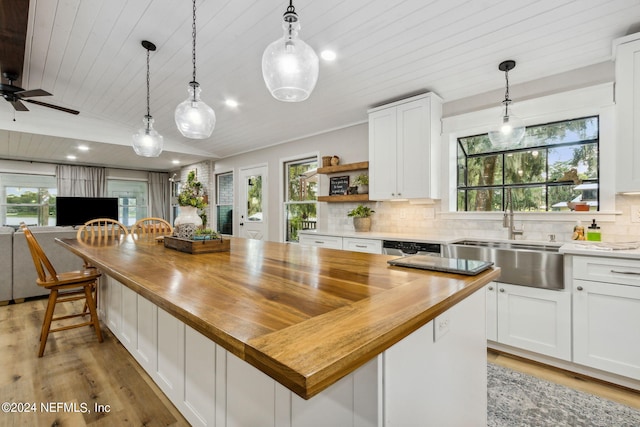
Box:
[190,0,198,102]
[503,68,511,118]
[145,46,151,122]
[140,40,157,131]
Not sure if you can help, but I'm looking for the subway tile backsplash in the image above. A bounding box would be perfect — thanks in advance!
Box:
[322,195,640,242]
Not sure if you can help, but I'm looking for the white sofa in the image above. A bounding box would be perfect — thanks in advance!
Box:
[12,227,85,301]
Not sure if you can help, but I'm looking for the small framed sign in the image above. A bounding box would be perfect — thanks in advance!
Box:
[329,176,350,195]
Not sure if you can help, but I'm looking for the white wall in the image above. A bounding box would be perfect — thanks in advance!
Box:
[212,123,368,241]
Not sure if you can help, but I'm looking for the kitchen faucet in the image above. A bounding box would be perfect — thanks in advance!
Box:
[503,188,524,239]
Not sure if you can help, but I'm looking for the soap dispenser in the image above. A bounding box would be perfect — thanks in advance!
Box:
[587,219,601,242]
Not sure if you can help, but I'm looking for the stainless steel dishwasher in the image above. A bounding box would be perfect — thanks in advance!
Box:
[382,240,441,257]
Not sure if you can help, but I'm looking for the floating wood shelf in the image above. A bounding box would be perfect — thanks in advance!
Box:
[317,161,369,174]
[318,194,369,202]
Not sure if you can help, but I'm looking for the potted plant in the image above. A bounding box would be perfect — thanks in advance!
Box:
[352,173,369,194]
[176,170,208,227]
[347,204,375,232]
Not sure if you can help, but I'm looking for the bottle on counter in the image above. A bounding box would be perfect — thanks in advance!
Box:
[587,219,601,241]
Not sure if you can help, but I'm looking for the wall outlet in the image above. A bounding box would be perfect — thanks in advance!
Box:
[399,209,406,219]
[632,206,640,223]
[434,315,450,342]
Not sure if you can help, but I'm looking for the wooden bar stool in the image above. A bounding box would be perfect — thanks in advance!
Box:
[76,218,129,243]
[131,217,173,241]
[21,223,103,357]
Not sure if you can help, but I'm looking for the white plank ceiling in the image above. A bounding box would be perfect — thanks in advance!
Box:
[0,0,639,171]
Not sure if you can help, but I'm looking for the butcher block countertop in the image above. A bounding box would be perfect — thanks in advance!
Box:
[57,236,500,399]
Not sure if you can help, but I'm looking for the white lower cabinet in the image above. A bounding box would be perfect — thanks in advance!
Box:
[342,237,382,254]
[572,256,640,380]
[298,233,343,250]
[487,282,571,361]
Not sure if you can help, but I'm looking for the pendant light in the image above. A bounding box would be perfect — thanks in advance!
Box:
[132,40,163,157]
[488,60,525,148]
[262,0,319,102]
[174,0,216,139]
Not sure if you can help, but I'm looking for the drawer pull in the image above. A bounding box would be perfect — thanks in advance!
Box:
[355,245,367,248]
[610,270,640,276]
[314,241,324,244]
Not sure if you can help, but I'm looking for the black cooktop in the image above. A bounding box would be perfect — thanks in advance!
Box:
[387,255,494,276]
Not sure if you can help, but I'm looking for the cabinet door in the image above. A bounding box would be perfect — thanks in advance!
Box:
[105,276,122,335]
[497,283,571,360]
[396,98,431,199]
[573,279,640,380]
[368,107,398,200]
[615,37,640,192]
[486,283,498,342]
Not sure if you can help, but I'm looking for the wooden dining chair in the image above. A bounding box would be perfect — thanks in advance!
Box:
[76,218,129,244]
[20,223,103,357]
[131,217,173,240]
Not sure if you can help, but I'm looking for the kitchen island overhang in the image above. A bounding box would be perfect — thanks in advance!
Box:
[56,236,500,400]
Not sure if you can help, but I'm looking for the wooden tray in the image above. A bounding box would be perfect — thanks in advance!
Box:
[164,236,230,254]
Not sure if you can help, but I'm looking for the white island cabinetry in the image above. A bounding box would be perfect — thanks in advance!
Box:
[101,277,487,427]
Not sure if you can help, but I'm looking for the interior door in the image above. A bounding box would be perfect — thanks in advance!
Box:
[238,166,267,240]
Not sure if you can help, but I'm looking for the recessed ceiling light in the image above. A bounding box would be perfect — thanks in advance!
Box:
[320,50,336,61]
[225,99,239,108]
[77,145,89,151]
[66,155,77,160]
[172,160,180,165]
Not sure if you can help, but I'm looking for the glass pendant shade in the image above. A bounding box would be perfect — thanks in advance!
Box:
[132,116,163,157]
[488,110,525,148]
[174,83,216,139]
[262,10,319,102]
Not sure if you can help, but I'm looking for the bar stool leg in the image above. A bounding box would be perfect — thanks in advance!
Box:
[39,289,58,357]
[84,284,103,343]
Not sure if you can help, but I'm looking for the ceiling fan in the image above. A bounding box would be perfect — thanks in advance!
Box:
[0,72,79,115]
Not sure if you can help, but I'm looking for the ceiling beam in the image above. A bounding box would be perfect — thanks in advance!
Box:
[0,0,29,87]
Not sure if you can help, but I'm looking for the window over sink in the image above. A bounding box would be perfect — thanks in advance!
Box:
[457,116,599,212]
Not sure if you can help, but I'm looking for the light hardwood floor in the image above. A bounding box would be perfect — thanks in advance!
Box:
[489,349,640,410]
[0,297,189,426]
[2,298,638,427]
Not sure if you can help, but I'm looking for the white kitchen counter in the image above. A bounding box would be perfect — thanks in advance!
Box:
[298,229,456,244]
[559,241,640,260]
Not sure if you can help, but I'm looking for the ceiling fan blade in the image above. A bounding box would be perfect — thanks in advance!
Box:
[10,100,29,111]
[16,89,52,98]
[24,99,79,115]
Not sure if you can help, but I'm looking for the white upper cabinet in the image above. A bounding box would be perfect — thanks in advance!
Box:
[614,33,640,193]
[368,93,442,200]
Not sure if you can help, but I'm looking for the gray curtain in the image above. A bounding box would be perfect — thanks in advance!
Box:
[56,165,106,197]
[149,172,170,219]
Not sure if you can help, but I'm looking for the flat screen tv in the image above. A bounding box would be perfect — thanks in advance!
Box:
[56,197,119,227]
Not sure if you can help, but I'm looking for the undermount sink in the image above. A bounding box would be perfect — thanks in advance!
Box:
[443,239,564,289]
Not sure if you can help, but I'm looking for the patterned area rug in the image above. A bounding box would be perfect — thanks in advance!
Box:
[487,363,640,427]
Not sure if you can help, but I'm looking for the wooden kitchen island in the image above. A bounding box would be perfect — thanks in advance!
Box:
[57,236,499,427]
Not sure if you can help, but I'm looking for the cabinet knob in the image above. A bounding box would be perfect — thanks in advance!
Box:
[391,193,395,196]
[488,286,494,291]
[577,286,583,291]
[499,288,505,292]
